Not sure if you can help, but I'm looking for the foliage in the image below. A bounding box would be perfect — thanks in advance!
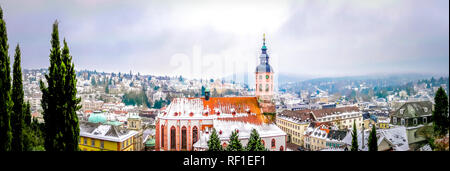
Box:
[11,44,25,151]
[207,128,223,151]
[227,130,244,151]
[246,129,266,151]
[122,90,152,108]
[433,87,449,136]
[351,121,358,151]
[0,5,12,151]
[40,21,81,151]
[368,125,378,151]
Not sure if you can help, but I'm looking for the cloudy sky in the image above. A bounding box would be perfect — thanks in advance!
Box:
[2,0,449,79]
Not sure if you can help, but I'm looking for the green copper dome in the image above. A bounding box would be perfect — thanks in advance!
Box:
[88,112,107,123]
[146,138,155,147]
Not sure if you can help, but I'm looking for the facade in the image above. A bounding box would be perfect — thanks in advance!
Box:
[276,110,313,146]
[390,101,433,145]
[155,96,286,151]
[79,122,138,151]
[303,123,333,151]
[193,120,287,151]
[312,107,363,130]
[255,34,274,102]
[128,114,145,151]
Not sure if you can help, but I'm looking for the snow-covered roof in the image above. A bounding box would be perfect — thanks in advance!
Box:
[158,97,262,120]
[213,120,286,140]
[342,126,409,151]
[80,122,138,142]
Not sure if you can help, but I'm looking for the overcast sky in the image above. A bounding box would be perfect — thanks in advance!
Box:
[2,0,449,79]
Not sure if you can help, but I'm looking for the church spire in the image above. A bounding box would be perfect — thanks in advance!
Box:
[262,33,267,51]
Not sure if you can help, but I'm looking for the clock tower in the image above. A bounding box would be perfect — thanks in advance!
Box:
[255,34,274,102]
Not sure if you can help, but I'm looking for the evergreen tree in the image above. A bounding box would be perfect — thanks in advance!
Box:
[351,121,358,151]
[433,87,449,136]
[246,129,266,151]
[207,128,223,151]
[91,77,96,86]
[227,130,244,151]
[11,44,25,151]
[368,125,378,151]
[61,39,81,151]
[24,101,31,126]
[0,5,12,151]
[40,21,81,151]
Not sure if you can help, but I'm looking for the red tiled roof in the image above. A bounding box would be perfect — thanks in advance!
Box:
[192,96,269,124]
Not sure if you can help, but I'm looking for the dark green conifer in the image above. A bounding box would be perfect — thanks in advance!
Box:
[0,5,12,151]
[433,87,449,136]
[40,21,81,151]
[227,130,244,151]
[246,129,266,151]
[368,125,378,151]
[11,44,25,151]
[207,128,223,151]
[351,121,358,151]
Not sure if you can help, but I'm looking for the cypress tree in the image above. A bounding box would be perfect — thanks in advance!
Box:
[0,5,12,151]
[368,124,378,151]
[351,121,358,151]
[61,39,81,151]
[433,87,449,136]
[227,130,244,151]
[207,128,223,151]
[11,44,25,151]
[246,129,266,151]
[40,21,81,151]
[24,101,31,126]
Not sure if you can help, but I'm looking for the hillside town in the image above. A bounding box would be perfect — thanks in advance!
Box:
[21,36,449,151]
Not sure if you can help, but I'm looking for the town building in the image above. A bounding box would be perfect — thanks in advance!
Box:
[276,110,313,146]
[390,101,433,148]
[79,121,138,151]
[255,34,274,102]
[128,114,145,151]
[154,95,286,151]
[342,126,409,151]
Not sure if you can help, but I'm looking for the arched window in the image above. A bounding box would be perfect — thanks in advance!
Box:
[192,126,198,145]
[271,139,276,148]
[182,126,187,150]
[161,125,165,148]
[280,146,284,151]
[170,126,176,150]
[259,84,262,91]
[266,84,269,92]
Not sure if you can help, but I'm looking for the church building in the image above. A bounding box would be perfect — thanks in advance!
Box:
[154,35,285,151]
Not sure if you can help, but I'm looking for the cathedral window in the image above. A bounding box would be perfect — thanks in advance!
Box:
[182,126,187,150]
[271,139,276,148]
[161,125,165,148]
[171,126,176,150]
[192,126,198,144]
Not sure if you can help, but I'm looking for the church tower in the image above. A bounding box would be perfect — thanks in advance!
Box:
[255,34,274,102]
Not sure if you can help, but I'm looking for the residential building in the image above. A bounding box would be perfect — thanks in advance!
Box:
[79,122,138,151]
[390,101,433,146]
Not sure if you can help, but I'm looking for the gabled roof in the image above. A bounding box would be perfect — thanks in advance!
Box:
[80,121,137,142]
[391,101,433,118]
